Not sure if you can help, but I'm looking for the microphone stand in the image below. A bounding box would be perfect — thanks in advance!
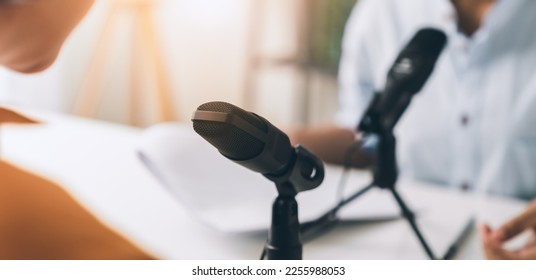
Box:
[303,128,437,259]
[260,146,325,260]
[371,131,436,259]
[308,86,437,259]
[264,191,302,260]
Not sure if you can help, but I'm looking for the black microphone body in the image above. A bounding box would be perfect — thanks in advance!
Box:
[359,28,448,133]
[192,108,292,176]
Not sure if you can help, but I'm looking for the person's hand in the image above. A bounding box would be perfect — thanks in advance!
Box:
[480,201,536,259]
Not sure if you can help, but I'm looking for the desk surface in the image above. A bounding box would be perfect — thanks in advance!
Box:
[2,110,528,259]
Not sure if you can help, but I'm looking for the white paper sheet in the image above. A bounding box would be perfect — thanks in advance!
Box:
[137,124,421,233]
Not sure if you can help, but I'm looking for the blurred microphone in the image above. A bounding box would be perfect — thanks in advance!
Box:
[359,28,448,133]
[192,102,323,193]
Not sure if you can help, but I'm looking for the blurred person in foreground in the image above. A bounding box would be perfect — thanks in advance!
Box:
[0,0,93,73]
[0,0,152,259]
[288,0,536,259]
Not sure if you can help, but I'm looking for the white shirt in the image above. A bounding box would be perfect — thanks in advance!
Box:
[335,0,536,200]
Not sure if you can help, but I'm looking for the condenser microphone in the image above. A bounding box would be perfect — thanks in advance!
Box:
[193,102,325,260]
[192,101,323,194]
[359,28,448,133]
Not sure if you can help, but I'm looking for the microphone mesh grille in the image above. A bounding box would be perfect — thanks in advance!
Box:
[405,28,447,57]
[193,102,266,160]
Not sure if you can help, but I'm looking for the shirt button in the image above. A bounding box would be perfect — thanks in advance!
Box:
[461,183,470,191]
[461,114,470,126]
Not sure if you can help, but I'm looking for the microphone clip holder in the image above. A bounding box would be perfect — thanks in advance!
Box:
[261,145,324,260]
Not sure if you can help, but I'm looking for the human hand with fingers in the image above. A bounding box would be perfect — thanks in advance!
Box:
[480,201,536,259]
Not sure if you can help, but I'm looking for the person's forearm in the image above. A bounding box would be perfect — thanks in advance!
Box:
[286,124,373,168]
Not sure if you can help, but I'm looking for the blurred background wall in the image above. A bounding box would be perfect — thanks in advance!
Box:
[0,0,356,128]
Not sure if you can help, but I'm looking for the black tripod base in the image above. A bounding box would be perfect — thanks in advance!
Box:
[265,244,302,260]
[373,131,436,259]
[389,187,436,260]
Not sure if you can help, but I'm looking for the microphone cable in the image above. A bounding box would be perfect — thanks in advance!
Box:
[337,137,366,205]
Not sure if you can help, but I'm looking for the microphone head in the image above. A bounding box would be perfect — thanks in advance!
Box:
[193,102,267,161]
[401,28,447,58]
[387,28,447,93]
[192,101,293,175]
[359,28,447,133]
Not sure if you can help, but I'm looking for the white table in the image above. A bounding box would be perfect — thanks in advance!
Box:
[2,110,528,259]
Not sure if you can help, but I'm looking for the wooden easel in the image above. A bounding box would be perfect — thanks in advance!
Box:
[73,0,175,126]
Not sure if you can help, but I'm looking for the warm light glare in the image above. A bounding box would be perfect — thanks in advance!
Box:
[179,0,242,25]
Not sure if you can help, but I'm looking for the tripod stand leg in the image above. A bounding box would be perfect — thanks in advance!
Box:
[390,188,436,260]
